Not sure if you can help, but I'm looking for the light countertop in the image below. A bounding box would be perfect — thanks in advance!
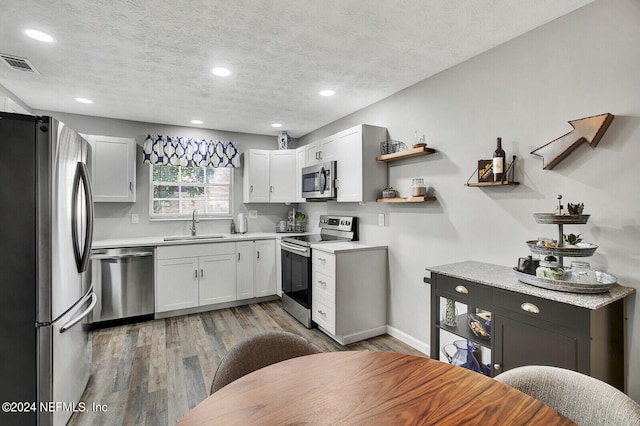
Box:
[93,232,310,249]
[310,242,387,254]
[426,260,635,310]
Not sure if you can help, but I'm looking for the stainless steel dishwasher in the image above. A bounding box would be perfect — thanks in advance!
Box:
[89,247,154,325]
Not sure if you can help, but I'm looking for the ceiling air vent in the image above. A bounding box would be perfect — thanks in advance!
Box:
[0,54,40,74]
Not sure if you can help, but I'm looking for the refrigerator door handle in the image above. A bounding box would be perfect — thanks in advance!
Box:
[60,292,97,333]
[71,162,94,273]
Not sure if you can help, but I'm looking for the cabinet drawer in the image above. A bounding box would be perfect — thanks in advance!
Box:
[157,242,236,259]
[312,297,335,335]
[437,276,492,307]
[493,289,582,329]
[312,250,335,272]
[313,269,335,301]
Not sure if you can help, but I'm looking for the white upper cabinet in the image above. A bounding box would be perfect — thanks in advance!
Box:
[243,149,296,203]
[300,124,387,202]
[305,134,338,166]
[0,96,31,114]
[295,146,306,203]
[326,124,389,202]
[269,150,297,202]
[87,135,136,202]
[243,149,270,203]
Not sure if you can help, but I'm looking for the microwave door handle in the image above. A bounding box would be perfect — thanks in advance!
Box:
[319,167,327,194]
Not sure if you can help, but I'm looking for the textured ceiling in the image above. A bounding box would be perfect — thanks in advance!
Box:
[0,0,593,137]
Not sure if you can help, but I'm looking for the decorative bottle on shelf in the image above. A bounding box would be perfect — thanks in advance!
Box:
[493,137,505,182]
[443,299,457,327]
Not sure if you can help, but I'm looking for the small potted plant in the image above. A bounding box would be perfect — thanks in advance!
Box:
[563,233,583,248]
[382,187,396,198]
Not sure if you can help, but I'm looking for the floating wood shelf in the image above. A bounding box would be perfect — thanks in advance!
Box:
[376,196,437,203]
[464,181,520,187]
[376,146,436,162]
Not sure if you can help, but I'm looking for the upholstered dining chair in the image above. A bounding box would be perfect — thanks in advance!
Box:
[210,330,322,394]
[494,365,640,426]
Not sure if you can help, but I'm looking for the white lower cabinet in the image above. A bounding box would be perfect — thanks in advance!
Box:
[311,246,388,345]
[199,254,237,305]
[156,257,199,312]
[255,239,277,297]
[155,240,276,314]
[236,241,255,300]
[237,239,277,300]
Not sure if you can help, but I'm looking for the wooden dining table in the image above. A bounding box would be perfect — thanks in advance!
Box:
[178,351,576,425]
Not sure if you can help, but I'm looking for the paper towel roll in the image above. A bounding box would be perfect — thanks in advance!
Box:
[236,213,247,233]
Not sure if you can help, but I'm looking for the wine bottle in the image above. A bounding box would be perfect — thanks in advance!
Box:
[492,137,505,182]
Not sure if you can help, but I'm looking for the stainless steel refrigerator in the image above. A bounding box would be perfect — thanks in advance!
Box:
[0,112,97,426]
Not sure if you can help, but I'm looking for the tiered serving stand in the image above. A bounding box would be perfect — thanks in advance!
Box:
[513,205,617,294]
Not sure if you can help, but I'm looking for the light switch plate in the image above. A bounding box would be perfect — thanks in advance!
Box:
[131,213,139,224]
[378,213,385,227]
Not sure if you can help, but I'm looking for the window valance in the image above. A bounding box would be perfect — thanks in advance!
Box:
[142,134,239,167]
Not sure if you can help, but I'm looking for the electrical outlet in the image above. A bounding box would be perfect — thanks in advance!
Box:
[131,214,139,224]
[248,210,258,219]
[378,213,385,227]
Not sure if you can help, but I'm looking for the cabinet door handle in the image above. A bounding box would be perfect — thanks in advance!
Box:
[318,257,326,263]
[455,285,468,294]
[521,302,540,314]
[270,185,273,193]
[238,253,241,261]
[200,268,204,278]
[318,280,326,285]
[250,185,253,193]
[129,181,133,192]
[194,269,198,279]
[493,363,501,371]
[317,310,325,315]
[257,250,260,259]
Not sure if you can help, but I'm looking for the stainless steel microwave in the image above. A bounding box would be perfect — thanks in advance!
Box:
[301,161,337,200]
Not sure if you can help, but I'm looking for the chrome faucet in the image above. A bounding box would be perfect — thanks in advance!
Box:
[191,209,199,236]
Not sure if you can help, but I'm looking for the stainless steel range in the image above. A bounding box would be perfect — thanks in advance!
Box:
[280,215,358,327]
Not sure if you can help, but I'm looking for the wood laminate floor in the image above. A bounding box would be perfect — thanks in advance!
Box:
[68,300,426,426]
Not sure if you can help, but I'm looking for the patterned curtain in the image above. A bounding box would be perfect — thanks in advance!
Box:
[142,134,239,167]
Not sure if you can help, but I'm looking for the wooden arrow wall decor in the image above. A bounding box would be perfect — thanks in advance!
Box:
[531,113,615,170]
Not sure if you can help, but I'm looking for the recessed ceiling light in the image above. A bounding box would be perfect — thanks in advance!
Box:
[75,97,93,104]
[319,89,335,97]
[271,123,283,128]
[211,67,231,77]
[24,29,54,43]
[191,120,203,125]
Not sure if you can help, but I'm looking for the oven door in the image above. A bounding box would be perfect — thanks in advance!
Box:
[280,241,311,307]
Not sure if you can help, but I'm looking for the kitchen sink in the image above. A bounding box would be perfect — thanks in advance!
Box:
[163,234,226,241]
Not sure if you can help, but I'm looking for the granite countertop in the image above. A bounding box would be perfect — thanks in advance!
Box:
[93,232,311,249]
[426,260,635,310]
[310,242,388,254]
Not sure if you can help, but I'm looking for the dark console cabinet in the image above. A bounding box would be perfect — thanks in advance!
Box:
[426,261,633,391]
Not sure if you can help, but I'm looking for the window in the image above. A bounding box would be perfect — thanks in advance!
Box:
[150,165,232,219]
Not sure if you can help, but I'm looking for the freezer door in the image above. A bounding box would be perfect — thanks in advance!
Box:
[37,289,95,426]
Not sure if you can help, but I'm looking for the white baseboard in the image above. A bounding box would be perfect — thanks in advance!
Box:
[386,325,430,355]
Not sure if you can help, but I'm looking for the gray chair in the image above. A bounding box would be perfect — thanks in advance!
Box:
[494,365,640,426]
[210,330,322,394]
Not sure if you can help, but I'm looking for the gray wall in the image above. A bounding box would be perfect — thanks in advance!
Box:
[32,111,293,240]
[298,0,640,400]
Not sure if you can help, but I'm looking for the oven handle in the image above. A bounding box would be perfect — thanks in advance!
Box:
[280,241,310,256]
